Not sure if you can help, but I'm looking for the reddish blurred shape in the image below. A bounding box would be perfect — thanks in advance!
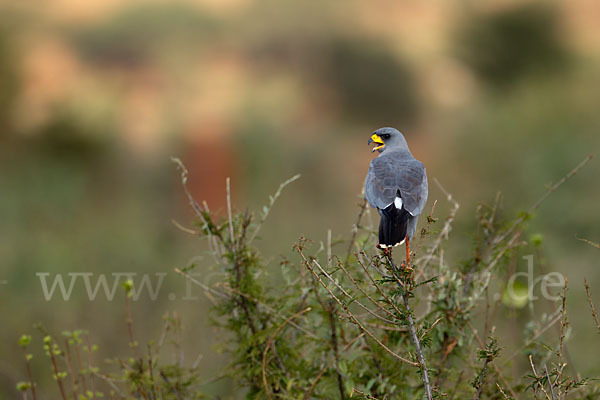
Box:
[183,120,239,218]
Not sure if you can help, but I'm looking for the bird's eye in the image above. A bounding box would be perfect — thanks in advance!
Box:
[382,134,391,139]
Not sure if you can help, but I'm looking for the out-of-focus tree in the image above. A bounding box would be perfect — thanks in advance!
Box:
[455,4,568,89]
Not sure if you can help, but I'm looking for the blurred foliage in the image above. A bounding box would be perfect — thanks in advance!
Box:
[455,4,568,88]
[71,4,219,65]
[247,32,419,125]
[0,28,18,136]
[31,109,111,163]
[325,39,419,126]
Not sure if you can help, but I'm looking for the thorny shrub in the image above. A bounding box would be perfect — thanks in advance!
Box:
[17,155,600,400]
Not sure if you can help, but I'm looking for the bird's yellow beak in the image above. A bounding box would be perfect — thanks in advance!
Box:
[368,134,385,152]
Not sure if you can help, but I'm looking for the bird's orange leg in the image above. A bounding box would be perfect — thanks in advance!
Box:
[405,237,410,266]
[403,237,414,279]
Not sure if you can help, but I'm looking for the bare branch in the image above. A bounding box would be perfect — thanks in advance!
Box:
[385,255,433,400]
[346,198,368,264]
[335,257,398,319]
[356,253,405,318]
[226,177,235,243]
[544,364,557,400]
[350,387,382,399]
[312,259,398,324]
[249,174,301,243]
[577,237,600,249]
[528,355,552,400]
[584,277,600,333]
[419,178,460,272]
[296,245,418,366]
[557,277,569,388]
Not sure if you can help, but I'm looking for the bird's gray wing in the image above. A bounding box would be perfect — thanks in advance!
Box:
[365,154,428,216]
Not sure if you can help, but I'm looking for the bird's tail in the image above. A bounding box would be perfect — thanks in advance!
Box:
[378,202,410,248]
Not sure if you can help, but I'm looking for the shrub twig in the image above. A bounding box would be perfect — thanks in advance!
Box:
[296,244,418,366]
[584,277,600,333]
[544,364,557,400]
[45,336,67,400]
[303,333,365,399]
[557,277,569,389]
[419,178,459,272]
[249,174,301,244]
[385,254,433,400]
[492,154,594,248]
[19,336,37,400]
[262,307,311,400]
[577,237,600,248]
[528,355,551,400]
[345,197,368,265]
[467,321,518,399]
[63,339,78,399]
[350,387,382,399]
[312,259,397,324]
[327,306,346,400]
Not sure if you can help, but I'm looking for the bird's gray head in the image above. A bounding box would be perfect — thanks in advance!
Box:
[367,127,409,153]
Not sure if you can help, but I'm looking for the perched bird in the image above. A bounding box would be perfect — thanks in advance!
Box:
[364,127,428,264]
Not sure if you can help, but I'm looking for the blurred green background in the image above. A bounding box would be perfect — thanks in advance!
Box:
[0,0,598,398]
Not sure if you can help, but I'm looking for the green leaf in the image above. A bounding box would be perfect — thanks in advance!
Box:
[530,233,543,247]
[502,280,529,309]
[18,335,32,347]
[121,280,133,292]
